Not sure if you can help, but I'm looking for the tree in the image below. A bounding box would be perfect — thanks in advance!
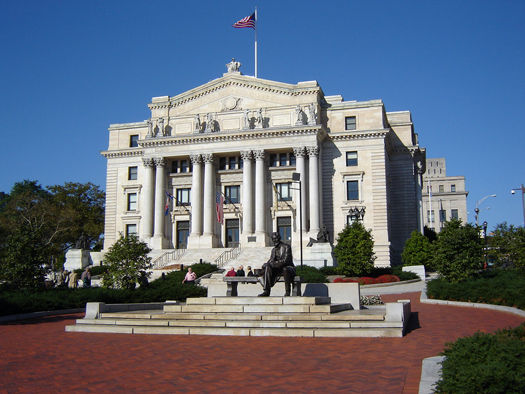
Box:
[102,235,152,289]
[333,221,375,276]
[488,222,525,270]
[402,230,434,270]
[432,219,484,282]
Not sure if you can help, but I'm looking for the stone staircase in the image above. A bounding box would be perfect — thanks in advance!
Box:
[65,296,409,337]
[225,247,273,269]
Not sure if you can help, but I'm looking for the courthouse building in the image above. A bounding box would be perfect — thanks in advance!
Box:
[101,60,426,267]
[422,158,468,233]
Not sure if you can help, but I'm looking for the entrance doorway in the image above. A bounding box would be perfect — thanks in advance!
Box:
[226,219,240,247]
[176,221,189,249]
[277,216,292,242]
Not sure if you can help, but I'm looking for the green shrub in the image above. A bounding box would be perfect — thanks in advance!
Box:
[432,219,484,282]
[435,323,525,393]
[402,230,434,269]
[427,268,525,309]
[318,266,338,275]
[295,266,328,283]
[333,221,375,277]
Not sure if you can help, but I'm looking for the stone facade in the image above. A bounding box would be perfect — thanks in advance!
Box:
[422,158,468,233]
[101,62,426,267]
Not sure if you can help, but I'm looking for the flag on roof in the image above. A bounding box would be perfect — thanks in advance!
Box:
[233,12,256,29]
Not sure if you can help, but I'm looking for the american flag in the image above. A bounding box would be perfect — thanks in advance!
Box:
[164,191,174,216]
[233,12,256,29]
[216,192,224,224]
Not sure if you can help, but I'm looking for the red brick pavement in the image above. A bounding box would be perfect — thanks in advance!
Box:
[0,292,523,393]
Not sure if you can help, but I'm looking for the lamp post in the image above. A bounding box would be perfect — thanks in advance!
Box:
[511,184,525,227]
[291,172,303,267]
[475,194,496,226]
[482,221,488,269]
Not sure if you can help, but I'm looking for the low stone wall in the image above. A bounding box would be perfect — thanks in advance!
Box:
[84,302,168,319]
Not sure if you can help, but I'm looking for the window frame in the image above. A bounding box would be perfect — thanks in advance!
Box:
[224,185,240,204]
[345,116,357,131]
[127,192,138,211]
[276,182,292,201]
[346,180,359,201]
[129,134,139,147]
[176,188,191,206]
[346,151,358,166]
[128,166,138,180]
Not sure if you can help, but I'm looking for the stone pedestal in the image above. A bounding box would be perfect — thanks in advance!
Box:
[302,243,334,268]
[64,249,90,271]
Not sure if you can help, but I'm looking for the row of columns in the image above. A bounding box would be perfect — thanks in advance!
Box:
[139,146,321,249]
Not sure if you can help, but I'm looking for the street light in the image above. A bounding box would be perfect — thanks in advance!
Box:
[291,172,303,267]
[511,184,525,227]
[482,221,488,269]
[475,194,496,226]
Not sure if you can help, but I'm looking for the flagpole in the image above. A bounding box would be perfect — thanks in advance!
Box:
[254,7,258,78]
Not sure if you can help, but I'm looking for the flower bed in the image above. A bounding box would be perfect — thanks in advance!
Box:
[333,275,401,285]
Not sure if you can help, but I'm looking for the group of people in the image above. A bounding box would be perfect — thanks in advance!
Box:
[225,265,254,277]
[56,267,91,288]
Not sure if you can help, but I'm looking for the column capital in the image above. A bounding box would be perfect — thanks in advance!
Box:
[293,147,306,158]
[142,157,155,168]
[153,157,166,167]
[306,146,319,157]
[240,150,253,160]
[202,153,214,164]
[253,150,265,160]
[190,154,202,164]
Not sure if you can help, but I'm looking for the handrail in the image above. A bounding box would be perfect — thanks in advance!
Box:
[214,246,242,268]
[152,249,187,269]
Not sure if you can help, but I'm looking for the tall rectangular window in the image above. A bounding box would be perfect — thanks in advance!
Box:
[127,193,137,211]
[276,183,292,201]
[129,135,139,147]
[439,209,446,222]
[225,185,240,204]
[451,184,456,192]
[451,209,459,219]
[126,224,137,236]
[279,153,288,166]
[176,188,191,206]
[346,180,359,200]
[128,166,138,180]
[228,156,237,170]
[180,159,189,173]
[219,157,227,170]
[289,152,296,166]
[346,151,358,166]
[439,185,444,193]
[345,116,356,130]
[277,216,292,242]
[427,210,435,223]
[269,154,278,167]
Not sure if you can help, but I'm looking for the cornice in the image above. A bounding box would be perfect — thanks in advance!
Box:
[148,75,322,110]
[330,129,388,141]
[101,149,144,159]
[138,125,325,148]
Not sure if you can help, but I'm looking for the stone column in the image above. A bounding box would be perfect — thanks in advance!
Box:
[152,157,167,249]
[141,158,155,240]
[254,150,268,245]
[190,154,203,237]
[241,150,254,236]
[294,147,308,232]
[201,153,216,247]
[307,146,320,234]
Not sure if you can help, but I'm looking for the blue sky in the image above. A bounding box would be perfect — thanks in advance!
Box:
[1,0,524,229]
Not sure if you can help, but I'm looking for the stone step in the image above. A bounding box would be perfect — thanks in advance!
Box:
[65,323,403,337]
[185,296,331,306]
[163,303,351,314]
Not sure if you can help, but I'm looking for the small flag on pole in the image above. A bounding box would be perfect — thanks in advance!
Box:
[216,192,224,224]
[233,12,256,29]
[165,191,174,216]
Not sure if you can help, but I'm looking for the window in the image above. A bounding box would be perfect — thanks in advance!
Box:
[346,180,359,200]
[225,185,240,204]
[279,153,288,166]
[176,188,191,206]
[218,156,242,171]
[129,135,139,147]
[126,224,137,236]
[226,219,240,247]
[451,209,459,219]
[277,216,292,242]
[451,184,456,192]
[439,209,446,222]
[228,157,237,170]
[289,152,296,166]
[180,159,189,173]
[127,193,137,211]
[219,157,227,170]
[171,159,192,173]
[276,183,292,201]
[128,166,138,180]
[345,116,356,130]
[427,210,435,223]
[346,151,358,166]
[176,221,189,249]
[439,185,444,193]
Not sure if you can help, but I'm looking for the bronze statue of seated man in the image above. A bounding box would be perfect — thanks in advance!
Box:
[258,232,296,297]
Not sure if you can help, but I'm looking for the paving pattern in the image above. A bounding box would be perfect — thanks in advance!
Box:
[0,292,523,393]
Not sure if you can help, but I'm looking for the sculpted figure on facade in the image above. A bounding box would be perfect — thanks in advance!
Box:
[307,103,317,125]
[226,58,241,73]
[295,106,305,125]
[243,110,251,129]
[146,119,154,138]
[255,108,263,129]
[205,113,214,133]
[194,114,202,133]
[157,118,164,137]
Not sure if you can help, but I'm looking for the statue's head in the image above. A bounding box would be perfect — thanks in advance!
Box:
[271,232,281,246]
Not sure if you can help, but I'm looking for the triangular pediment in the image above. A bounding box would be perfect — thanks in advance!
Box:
[148,73,324,117]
